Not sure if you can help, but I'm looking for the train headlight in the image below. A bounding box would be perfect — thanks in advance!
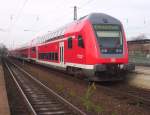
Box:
[101,49,107,53]
[116,49,122,53]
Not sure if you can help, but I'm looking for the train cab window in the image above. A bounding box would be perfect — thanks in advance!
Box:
[78,36,84,48]
[68,37,72,48]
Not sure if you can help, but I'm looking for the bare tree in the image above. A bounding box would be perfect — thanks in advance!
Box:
[0,43,8,57]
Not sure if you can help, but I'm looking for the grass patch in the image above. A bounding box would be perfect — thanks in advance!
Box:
[68,89,76,97]
[56,84,64,92]
[81,82,103,113]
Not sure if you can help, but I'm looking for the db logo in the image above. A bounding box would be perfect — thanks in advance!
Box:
[111,58,116,62]
[77,54,83,59]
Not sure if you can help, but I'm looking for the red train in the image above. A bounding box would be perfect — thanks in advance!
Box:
[10,13,135,81]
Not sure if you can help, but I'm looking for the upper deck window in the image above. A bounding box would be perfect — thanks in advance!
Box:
[78,36,84,48]
[32,47,36,52]
[68,37,72,48]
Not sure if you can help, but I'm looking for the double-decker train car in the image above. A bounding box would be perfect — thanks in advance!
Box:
[10,13,135,81]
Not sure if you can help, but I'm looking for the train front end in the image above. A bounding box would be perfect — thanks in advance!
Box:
[85,13,135,81]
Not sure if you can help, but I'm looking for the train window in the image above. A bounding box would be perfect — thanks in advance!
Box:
[39,54,41,59]
[68,37,72,48]
[45,53,48,59]
[40,53,42,59]
[44,54,45,59]
[32,47,36,52]
[51,52,54,60]
[43,53,46,59]
[40,54,42,59]
[50,53,52,60]
[55,53,58,61]
[47,53,49,59]
[78,36,84,48]
[42,53,44,59]
[43,53,45,59]
[49,53,51,60]
[40,53,43,59]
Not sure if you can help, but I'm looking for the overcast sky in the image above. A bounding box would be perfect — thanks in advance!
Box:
[0,0,150,49]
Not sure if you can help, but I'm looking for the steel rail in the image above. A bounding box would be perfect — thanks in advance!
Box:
[5,62,37,115]
[9,60,86,115]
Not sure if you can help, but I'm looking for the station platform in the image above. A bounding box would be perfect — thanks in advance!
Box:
[0,65,10,115]
[135,66,150,75]
[128,66,150,90]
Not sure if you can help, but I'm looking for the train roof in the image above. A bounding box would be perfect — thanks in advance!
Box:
[31,13,122,46]
[80,13,121,25]
[15,13,122,50]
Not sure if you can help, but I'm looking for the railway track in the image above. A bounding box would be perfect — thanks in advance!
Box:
[96,82,150,109]
[5,60,86,115]
[21,59,150,107]
[7,58,150,114]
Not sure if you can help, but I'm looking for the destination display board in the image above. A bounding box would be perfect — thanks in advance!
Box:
[93,25,120,31]
[96,31,120,38]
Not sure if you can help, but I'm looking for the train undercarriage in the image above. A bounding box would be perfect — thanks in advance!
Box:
[11,57,135,82]
[68,63,135,82]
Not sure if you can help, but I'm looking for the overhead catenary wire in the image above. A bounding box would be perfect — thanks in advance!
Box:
[6,0,28,49]
[8,0,28,31]
[6,0,150,45]
[77,0,95,10]
[25,0,73,32]
[35,0,94,32]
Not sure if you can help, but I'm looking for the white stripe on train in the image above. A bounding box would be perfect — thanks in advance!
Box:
[29,58,94,70]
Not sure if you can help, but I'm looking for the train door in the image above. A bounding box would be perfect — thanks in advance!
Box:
[59,42,64,64]
[36,46,38,60]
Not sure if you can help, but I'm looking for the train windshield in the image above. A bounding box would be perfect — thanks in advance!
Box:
[93,25,123,54]
[94,25,122,48]
[96,31,122,48]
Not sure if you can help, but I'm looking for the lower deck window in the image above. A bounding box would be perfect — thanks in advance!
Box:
[55,53,58,61]
[39,52,58,61]
[51,53,54,60]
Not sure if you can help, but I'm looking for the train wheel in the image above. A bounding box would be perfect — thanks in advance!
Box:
[74,68,85,80]
[66,66,74,76]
